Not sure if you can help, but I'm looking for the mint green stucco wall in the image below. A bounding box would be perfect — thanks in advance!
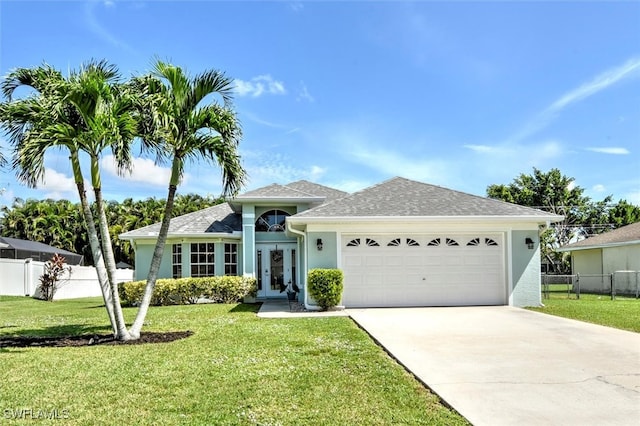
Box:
[133,242,172,281]
[510,230,542,307]
[307,232,338,269]
[133,240,243,281]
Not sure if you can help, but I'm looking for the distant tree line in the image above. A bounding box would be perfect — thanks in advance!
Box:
[0,194,224,267]
[487,168,640,273]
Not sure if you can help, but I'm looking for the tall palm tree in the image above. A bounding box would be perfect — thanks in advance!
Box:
[128,60,246,337]
[0,61,134,338]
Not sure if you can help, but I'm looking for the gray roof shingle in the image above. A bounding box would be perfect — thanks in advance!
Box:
[560,221,640,251]
[292,177,560,219]
[236,183,313,199]
[119,203,241,238]
[285,180,348,204]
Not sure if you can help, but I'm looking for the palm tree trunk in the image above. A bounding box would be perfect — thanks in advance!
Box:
[91,155,131,340]
[71,151,117,335]
[129,158,181,338]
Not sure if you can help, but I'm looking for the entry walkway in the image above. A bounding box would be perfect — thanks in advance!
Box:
[257,299,349,318]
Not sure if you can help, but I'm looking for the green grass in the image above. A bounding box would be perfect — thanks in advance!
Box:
[528,293,640,332]
[0,297,467,425]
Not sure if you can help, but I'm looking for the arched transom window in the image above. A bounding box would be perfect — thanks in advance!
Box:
[255,209,290,232]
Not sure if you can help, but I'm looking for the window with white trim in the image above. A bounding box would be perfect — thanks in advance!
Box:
[172,244,182,279]
[191,243,215,277]
[224,243,238,276]
[255,210,290,232]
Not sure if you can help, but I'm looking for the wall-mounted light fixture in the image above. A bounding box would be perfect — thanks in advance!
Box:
[525,237,534,250]
[316,238,323,251]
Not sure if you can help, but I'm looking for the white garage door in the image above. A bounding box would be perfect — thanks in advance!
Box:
[341,234,506,307]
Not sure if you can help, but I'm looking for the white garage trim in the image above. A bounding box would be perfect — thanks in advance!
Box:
[340,233,507,307]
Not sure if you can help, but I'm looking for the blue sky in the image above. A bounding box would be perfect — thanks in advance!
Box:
[1,0,639,206]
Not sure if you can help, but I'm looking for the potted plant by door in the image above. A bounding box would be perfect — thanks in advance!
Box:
[284,280,300,301]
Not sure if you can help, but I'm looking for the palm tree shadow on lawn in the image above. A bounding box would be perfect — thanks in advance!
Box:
[0,323,192,348]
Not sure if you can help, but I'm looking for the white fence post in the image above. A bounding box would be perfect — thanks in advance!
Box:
[24,258,33,296]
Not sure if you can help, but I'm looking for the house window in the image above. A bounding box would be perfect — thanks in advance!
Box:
[255,210,290,232]
[172,244,182,279]
[191,243,215,277]
[224,243,238,276]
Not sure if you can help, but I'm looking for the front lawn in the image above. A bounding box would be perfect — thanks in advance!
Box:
[528,294,640,332]
[0,297,467,425]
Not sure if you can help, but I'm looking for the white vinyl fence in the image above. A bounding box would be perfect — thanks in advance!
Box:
[0,258,133,300]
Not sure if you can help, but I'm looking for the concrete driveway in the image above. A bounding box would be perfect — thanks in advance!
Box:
[348,306,640,426]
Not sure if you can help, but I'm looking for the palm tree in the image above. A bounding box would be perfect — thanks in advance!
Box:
[128,60,246,337]
[0,61,134,338]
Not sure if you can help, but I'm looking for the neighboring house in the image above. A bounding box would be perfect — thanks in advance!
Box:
[0,236,83,265]
[558,222,640,294]
[120,177,562,308]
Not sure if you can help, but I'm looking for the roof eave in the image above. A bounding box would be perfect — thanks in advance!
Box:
[287,214,563,225]
[557,239,640,252]
[119,231,243,241]
[233,196,325,204]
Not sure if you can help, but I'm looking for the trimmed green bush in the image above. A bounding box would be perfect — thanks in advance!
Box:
[119,276,257,306]
[307,268,344,311]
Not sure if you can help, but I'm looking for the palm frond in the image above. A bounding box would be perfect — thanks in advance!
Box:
[189,68,235,108]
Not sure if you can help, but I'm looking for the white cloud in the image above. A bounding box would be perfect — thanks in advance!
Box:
[626,190,640,205]
[592,184,606,192]
[464,140,562,164]
[586,147,630,155]
[512,57,640,142]
[463,144,499,153]
[297,82,315,102]
[310,165,325,180]
[241,151,325,188]
[289,2,304,13]
[234,75,286,97]
[100,155,178,187]
[36,168,78,199]
[84,0,135,53]
[549,57,640,112]
[349,145,452,185]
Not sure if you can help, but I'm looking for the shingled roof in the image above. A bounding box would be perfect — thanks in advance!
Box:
[119,203,241,238]
[120,181,344,239]
[285,180,348,204]
[559,221,640,251]
[291,177,561,220]
[236,183,313,199]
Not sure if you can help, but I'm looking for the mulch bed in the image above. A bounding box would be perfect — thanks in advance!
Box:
[0,331,193,348]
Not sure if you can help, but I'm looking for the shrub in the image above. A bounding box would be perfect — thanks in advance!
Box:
[307,268,344,310]
[119,276,257,306]
[37,254,72,301]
